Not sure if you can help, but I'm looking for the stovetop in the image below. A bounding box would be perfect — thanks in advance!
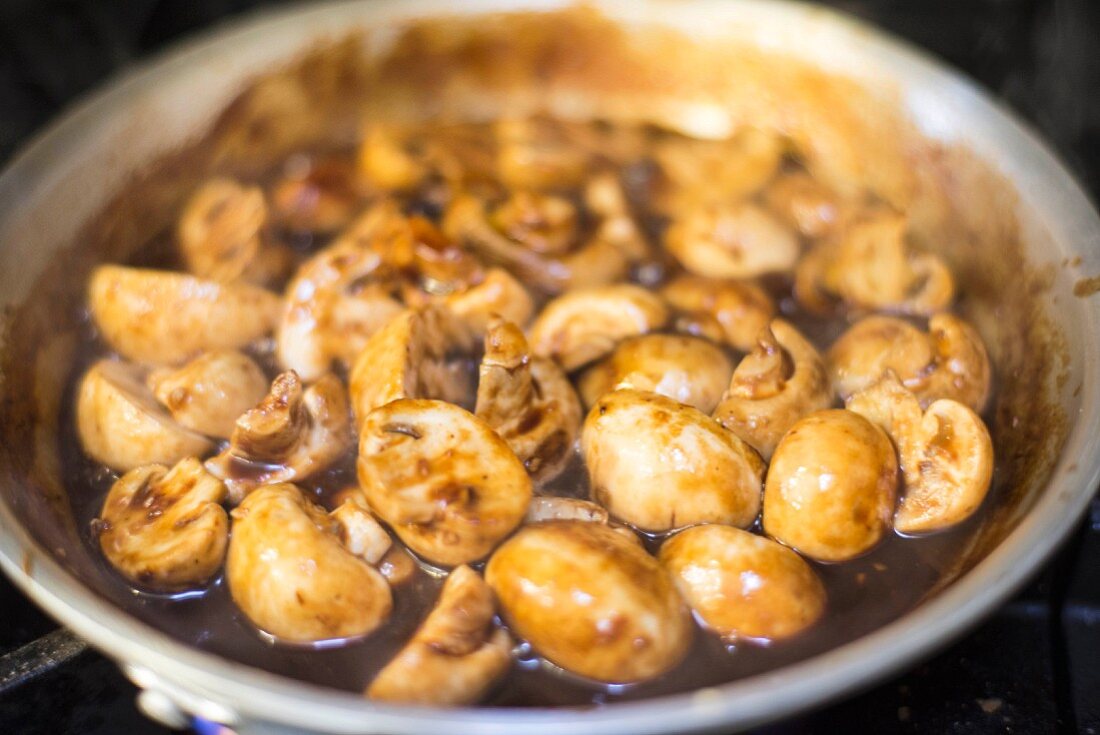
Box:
[1,1,1098,733]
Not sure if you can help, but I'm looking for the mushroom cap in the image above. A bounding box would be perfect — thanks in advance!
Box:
[659,274,775,353]
[664,202,800,280]
[148,350,269,439]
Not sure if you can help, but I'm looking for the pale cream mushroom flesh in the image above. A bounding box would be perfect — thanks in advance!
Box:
[147,350,269,439]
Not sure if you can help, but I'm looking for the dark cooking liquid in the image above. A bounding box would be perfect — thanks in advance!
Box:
[58,124,1000,707]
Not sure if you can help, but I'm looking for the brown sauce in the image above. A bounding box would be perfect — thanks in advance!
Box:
[58,121,1004,707]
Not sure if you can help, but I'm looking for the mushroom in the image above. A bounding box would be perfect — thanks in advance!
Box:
[330,500,394,565]
[444,267,535,333]
[474,317,582,486]
[95,457,228,592]
[664,201,800,280]
[659,275,775,353]
[358,399,532,567]
[847,372,994,534]
[763,171,847,240]
[270,154,365,234]
[795,210,955,315]
[147,350,269,439]
[356,123,430,193]
[527,284,669,372]
[205,371,352,503]
[525,496,610,525]
[827,313,992,413]
[713,319,834,459]
[495,117,590,191]
[367,565,512,705]
[485,520,692,683]
[77,359,212,473]
[582,389,764,533]
[177,178,294,286]
[578,334,733,414]
[348,305,477,429]
[763,409,898,562]
[88,265,282,366]
[659,524,826,642]
[227,483,393,644]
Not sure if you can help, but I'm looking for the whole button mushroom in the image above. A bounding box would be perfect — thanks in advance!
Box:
[147,350,269,439]
[659,525,826,642]
[485,521,692,684]
[664,202,800,281]
[659,275,775,353]
[582,390,764,533]
[764,409,898,562]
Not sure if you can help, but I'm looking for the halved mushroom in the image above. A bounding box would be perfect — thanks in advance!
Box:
[88,265,281,366]
[664,202,800,280]
[270,154,365,234]
[177,178,294,286]
[827,313,992,413]
[763,171,847,240]
[368,565,511,705]
[95,457,228,592]
[583,390,764,533]
[227,483,393,644]
[485,520,692,684]
[763,409,898,562]
[713,319,833,459]
[445,267,535,333]
[474,317,582,485]
[147,350,269,439]
[77,359,212,473]
[795,210,954,315]
[659,275,775,353]
[206,371,352,503]
[358,399,532,567]
[527,284,669,372]
[659,524,826,642]
[348,305,477,429]
[847,372,994,534]
[578,334,733,414]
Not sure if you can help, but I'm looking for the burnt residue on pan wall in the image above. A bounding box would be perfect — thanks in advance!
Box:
[0,7,1072,705]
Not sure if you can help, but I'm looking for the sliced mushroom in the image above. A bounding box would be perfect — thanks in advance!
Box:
[95,457,228,592]
[659,524,826,642]
[763,409,898,562]
[77,359,212,473]
[206,371,352,503]
[474,317,582,485]
[358,399,532,567]
[827,313,992,413]
[88,265,281,366]
[227,483,392,644]
[485,520,692,684]
[578,334,733,413]
[796,210,955,315]
[368,565,511,705]
[664,201,800,280]
[847,372,994,534]
[660,274,775,353]
[445,267,535,333]
[525,496,609,524]
[147,350,269,439]
[714,319,833,459]
[527,284,669,371]
[270,154,365,234]
[583,390,764,533]
[348,305,477,429]
[652,128,784,212]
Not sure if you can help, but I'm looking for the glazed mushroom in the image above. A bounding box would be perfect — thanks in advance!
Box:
[847,372,994,534]
[227,483,393,644]
[527,284,669,371]
[88,265,281,366]
[177,178,294,286]
[444,267,535,333]
[77,359,212,473]
[525,496,610,525]
[356,123,430,193]
[358,398,532,567]
[367,565,512,705]
[147,350,269,439]
[206,371,352,503]
[95,457,228,592]
[659,524,826,642]
[763,170,847,240]
[713,319,833,459]
[763,409,898,562]
[485,520,692,683]
[795,210,954,315]
[495,117,590,191]
[330,500,394,565]
[348,305,477,429]
[664,201,800,280]
[582,389,764,533]
[270,154,365,234]
[474,317,582,485]
[827,313,992,413]
[578,334,733,413]
[659,274,775,353]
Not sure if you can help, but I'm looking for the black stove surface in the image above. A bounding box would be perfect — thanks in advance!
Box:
[0,1,1098,733]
